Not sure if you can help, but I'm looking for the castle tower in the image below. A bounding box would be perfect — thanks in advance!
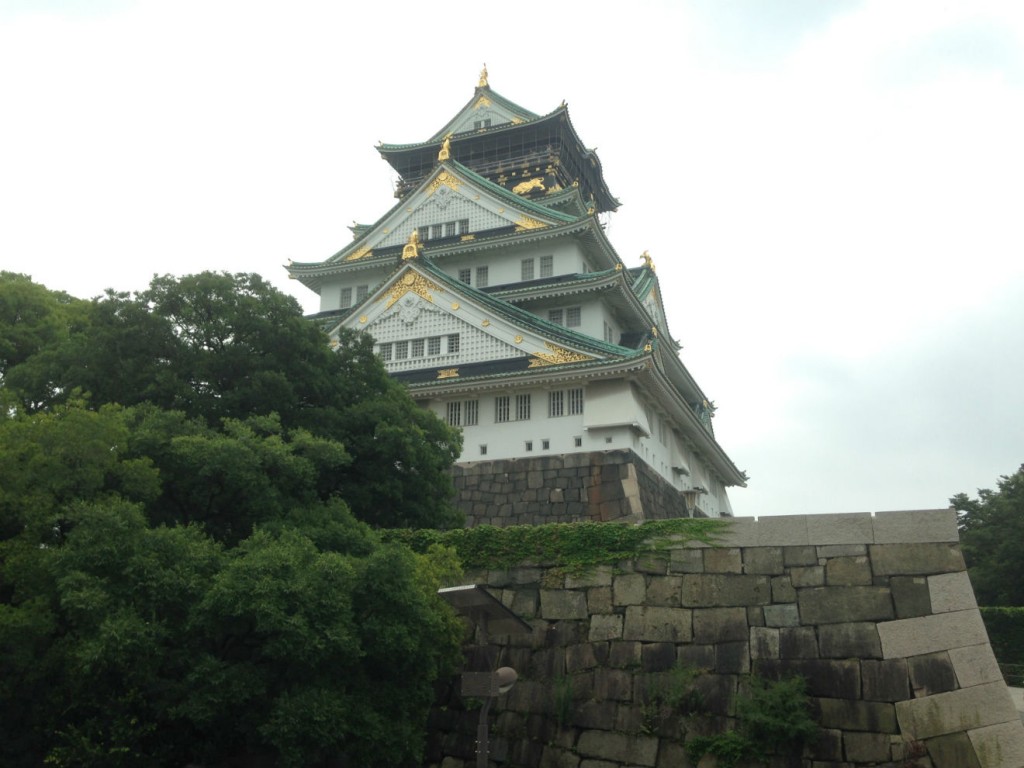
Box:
[287,71,745,524]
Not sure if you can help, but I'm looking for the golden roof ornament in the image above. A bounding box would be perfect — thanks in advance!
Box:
[402,229,422,260]
[438,135,451,162]
[478,64,489,88]
[641,250,655,271]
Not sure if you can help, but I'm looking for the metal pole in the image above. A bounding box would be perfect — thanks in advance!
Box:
[476,696,493,768]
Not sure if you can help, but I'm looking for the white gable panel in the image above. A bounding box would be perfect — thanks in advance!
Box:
[447,100,518,134]
[375,186,515,249]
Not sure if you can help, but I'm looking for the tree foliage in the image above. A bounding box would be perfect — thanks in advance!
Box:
[953,464,1024,606]
[0,272,468,766]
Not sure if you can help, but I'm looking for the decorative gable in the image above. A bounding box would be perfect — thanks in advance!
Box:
[443,93,524,135]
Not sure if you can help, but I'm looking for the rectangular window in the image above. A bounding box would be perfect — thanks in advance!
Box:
[356,285,368,302]
[548,308,564,326]
[566,307,581,327]
[480,444,487,456]
[516,394,531,421]
[521,258,534,281]
[495,396,510,423]
[548,390,564,418]
[458,268,472,285]
[525,441,533,452]
[411,339,424,358]
[568,388,584,415]
[445,221,457,238]
[464,400,479,426]
[540,255,553,278]
[604,321,614,343]
[459,219,469,235]
[446,401,461,426]
[433,224,445,240]
[378,343,392,361]
[447,334,460,354]
[476,266,488,287]
[428,336,441,355]
[574,436,583,448]
[395,341,409,360]
[340,287,352,308]
[542,439,550,450]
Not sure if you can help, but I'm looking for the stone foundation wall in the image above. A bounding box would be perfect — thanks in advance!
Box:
[425,510,1024,768]
[452,450,697,527]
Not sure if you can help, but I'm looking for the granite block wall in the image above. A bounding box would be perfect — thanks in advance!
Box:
[425,510,1024,768]
[452,450,700,527]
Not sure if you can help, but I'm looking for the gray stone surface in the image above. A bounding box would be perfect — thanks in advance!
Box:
[843,731,891,763]
[928,570,978,613]
[908,651,959,697]
[622,605,692,642]
[948,643,1004,689]
[770,575,797,602]
[924,731,982,768]
[798,586,894,624]
[862,659,911,701]
[780,626,819,659]
[872,508,959,544]
[818,621,882,659]
[783,545,818,566]
[753,515,811,546]
[645,575,682,607]
[541,589,589,619]
[968,721,1024,768]
[824,555,873,586]
[790,565,825,587]
[703,547,742,574]
[805,512,874,544]
[613,573,647,606]
[576,730,658,766]
[668,547,704,574]
[895,681,1019,739]
[742,547,784,574]
[870,542,966,576]
[693,607,748,643]
[816,697,898,732]
[750,626,780,660]
[588,613,624,642]
[763,603,801,628]
[878,609,989,659]
[681,574,771,606]
[890,576,932,618]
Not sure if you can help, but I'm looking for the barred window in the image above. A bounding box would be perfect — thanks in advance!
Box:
[525,441,533,452]
[548,309,564,326]
[604,321,614,343]
[548,390,564,418]
[540,255,553,278]
[516,394,531,421]
[566,307,581,327]
[476,266,488,287]
[411,339,425,357]
[378,343,392,361]
[459,219,470,234]
[464,400,479,426]
[356,285,368,302]
[395,341,409,360]
[340,287,352,308]
[458,268,472,285]
[447,334,460,354]
[428,336,441,355]
[446,401,461,426]
[521,258,535,281]
[495,396,510,423]
[568,388,584,415]
[445,221,457,238]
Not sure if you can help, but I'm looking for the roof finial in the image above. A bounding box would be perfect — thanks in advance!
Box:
[478,64,489,88]
[640,250,655,272]
[402,229,422,260]
[438,135,451,162]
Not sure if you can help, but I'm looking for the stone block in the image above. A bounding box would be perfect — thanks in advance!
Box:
[709,517,758,547]
[753,515,810,546]
[798,586,894,624]
[925,731,982,768]
[869,543,965,576]
[872,508,959,544]
[890,576,932,619]
[790,565,825,587]
[909,651,958,697]
[588,613,623,642]
[895,681,1019,739]
[623,605,693,643]
[641,642,677,672]
[750,626,780,660]
[809,728,844,762]
[877,609,989,659]
[968,721,1024,768]
[780,626,819,659]
[825,556,873,586]
[693,606,749,643]
[805,513,874,545]
[571,699,617,731]
[636,553,668,574]
[608,640,641,668]
[771,575,797,602]
[510,588,540,619]
[743,546,785,574]
[704,547,743,573]
[948,643,1003,689]
[586,586,612,614]
[681,574,771,606]
[541,589,589,619]
[565,566,614,588]
[764,603,801,628]
[613,573,647,606]
[716,641,750,674]
[817,544,868,558]
[747,605,765,627]
[646,575,682,607]
[816,697,897,733]
[843,731,892,763]
[591,668,634,702]
[928,570,978,614]
[784,545,818,567]
[861,659,910,702]
[818,622,882,659]
[565,643,600,673]
[576,730,658,766]
[678,644,716,671]
[669,547,704,573]
[759,658,860,699]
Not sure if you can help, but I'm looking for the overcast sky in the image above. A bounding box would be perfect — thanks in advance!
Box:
[2,0,1022,518]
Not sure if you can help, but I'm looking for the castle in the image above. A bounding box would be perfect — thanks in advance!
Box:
[287,69,745,524]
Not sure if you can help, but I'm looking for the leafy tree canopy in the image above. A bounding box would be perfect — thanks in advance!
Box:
[953,464,1024,605]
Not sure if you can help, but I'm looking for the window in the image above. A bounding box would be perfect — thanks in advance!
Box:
[525,441,533,452]
[446,402,461,426]
[473,118,492,130]
[604,321,614,344]
[458,268,472,285]
[464,400,478,426]
[420,219,471,241]
[568,388,584,415]
[521,258,534,281]
[476,266,488,287]
[356,285,368,302]
[459,219,469,235]
[395,341,409,360]
[495,396,510,423]
[411,339,424,358]
[542,439,550,450]
[480,444,488,456]
[340,287,352,308]
[566,307,581,327]
[574,436,583,448]
[447,334,460,354]
[548,390,564,418]
[516,394,531,421]
[445,221,457,238]
[548,309,563,326]
[378,343,392,361]
[540,255,553,278]
[428,336,441,355]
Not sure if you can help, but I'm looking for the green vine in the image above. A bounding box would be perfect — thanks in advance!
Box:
[380,518,728,572]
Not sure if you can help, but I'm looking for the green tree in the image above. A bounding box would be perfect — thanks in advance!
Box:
[953,464,1024,605]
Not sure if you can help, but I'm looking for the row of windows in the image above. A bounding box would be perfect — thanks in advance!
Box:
[444,389,584,426]
[458,266,489,287]
[340,285,369,308]
[420,219,470,241]
[478,436,585,456]
[521,255,554,281]
[548,306,581,328]
[379,333,460,361]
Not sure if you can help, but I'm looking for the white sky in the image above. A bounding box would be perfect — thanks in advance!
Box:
[2,0,1022,517]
